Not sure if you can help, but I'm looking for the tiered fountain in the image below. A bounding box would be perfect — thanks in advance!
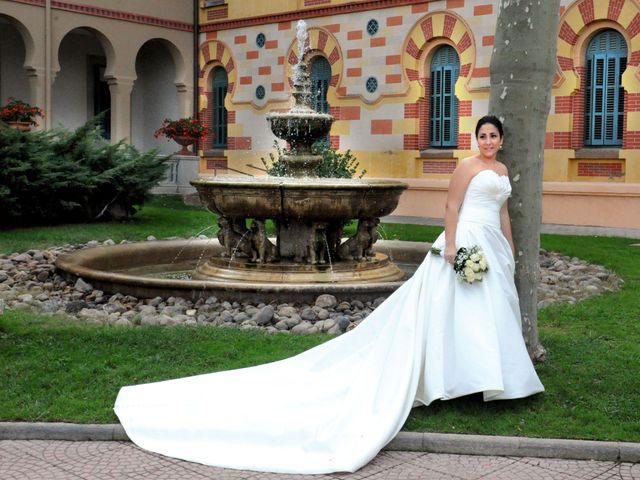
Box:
[55,21,417,302]
[190,20,407,285]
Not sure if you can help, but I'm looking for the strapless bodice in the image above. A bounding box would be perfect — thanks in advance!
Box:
[458,169,511,229]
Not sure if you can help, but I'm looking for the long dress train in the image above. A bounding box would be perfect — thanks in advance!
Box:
[114,169,544,474]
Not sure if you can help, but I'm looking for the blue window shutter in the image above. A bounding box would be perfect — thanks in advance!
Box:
[311,57,331,114]
[585,30,627,147]
[212,67,228,149]
[430,46,459,148]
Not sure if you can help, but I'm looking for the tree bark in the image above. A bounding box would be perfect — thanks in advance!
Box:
[488,0,561,362]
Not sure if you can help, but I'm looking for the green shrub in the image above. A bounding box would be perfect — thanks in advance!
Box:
[0,116,168,227]
[261,140,366,179]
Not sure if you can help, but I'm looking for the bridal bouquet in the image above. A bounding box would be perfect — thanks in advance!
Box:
[430,245,488,284]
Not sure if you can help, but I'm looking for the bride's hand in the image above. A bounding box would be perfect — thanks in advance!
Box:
[444,245,457,264]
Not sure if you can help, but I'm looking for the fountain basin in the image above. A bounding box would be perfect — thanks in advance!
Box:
[266,110,334,152]
[190,176,408,221]
[55,239,428,303]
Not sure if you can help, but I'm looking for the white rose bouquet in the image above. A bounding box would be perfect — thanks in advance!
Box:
[430,245,488,284]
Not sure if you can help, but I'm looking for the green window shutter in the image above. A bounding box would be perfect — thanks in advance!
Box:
[585,30,627,147]
[311,57,331,114]
[430,46,459,148]
[212,67,228,149]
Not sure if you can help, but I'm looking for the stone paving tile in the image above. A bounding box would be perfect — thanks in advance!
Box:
[480,458,594,479]
[362,462,462,480]
[48,442,197,480]
[518,457,620,479]
[0,440,638,480]
[617,463,640,480]
[411,453,517,479]
[330,451,428,480]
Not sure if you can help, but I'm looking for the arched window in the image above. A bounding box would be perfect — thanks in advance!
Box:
[310,56,331,114]
[430,46,459,148]
[585,29,627,146]
[212,67,228,148]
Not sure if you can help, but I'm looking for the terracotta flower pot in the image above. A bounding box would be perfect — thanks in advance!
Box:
[172,135,197,156]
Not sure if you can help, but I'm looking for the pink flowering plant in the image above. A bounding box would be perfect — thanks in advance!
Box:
[0,98,44,126]
[154,117,208,140]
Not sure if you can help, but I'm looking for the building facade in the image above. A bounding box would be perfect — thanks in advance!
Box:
[0,0,196,155]
[197,0,640,228]
[1,0,639,228]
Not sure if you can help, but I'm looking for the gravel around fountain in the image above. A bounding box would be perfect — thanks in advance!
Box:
[0,238,623,333]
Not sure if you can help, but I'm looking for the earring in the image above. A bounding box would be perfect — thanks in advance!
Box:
[499,145,503,150]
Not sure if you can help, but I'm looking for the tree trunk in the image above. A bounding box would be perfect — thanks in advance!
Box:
[488,0,561,362]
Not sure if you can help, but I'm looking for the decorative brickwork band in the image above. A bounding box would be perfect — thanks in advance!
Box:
[608,0,624,21]
[571,66,586,149]
[403,134,418,150]
[206,158,228,170]
[577,161,623,177]
[206,5,228,21]
[423,160,456,174]
[578,0,595,24]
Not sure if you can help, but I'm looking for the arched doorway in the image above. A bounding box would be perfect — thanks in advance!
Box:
[53,27,111,136]
[131,39,180,154]
[0,16,31,106]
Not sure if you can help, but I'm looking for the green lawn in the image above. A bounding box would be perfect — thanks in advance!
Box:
[1,196,639,441]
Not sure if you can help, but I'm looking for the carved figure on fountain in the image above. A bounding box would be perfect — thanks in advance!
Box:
[307,222,328,265]
[217,216,255,259]
[337,218,379,261]
[250,220,279,264]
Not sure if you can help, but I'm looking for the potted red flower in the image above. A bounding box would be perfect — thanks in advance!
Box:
[154,117,208,155]
[0,98,44,131]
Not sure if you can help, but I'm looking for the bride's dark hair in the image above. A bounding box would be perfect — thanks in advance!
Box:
[475,115,503,138]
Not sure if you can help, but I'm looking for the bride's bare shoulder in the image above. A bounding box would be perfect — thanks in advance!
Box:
[452,156,480,178]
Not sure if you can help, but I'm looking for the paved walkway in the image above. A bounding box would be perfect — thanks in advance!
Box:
[1,440,638,479]
[384,215,640,239]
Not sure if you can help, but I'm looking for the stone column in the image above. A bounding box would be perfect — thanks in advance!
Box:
[107,76,136,142]
[25,67,46,130]
[176,83,194,118]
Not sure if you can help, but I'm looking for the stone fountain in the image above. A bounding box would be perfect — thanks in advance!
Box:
[55,21,415,303]
[190,20,407,284]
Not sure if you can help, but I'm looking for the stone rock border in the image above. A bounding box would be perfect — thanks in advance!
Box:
[0,239,623,333]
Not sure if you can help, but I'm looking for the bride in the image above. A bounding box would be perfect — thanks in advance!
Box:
[114,115,544,474]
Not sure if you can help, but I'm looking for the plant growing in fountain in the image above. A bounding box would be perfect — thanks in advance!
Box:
[261,140,366,179]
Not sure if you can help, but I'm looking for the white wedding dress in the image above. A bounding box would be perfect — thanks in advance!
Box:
[114,169,544,474]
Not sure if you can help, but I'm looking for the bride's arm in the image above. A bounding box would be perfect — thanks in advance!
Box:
[500,201,515,257]
[443,162,473,264]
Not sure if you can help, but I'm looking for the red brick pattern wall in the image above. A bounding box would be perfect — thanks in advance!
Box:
[206,158,228,170]
[629,13,640,37]
[403,134,418,150]
[571,66,586,149]
[555,96,572,114]
[577,162,622,176]
[423,160,456,174]
[443,15,457,38]
[458,133,471,150]
[608,0,624,20]
[578,0,595,24]
[559,21,579,45]
[207,5,228,21]
[418,95,429,150]
[371,120,392,135]
[227,137,252,150]
[553,132,571,149]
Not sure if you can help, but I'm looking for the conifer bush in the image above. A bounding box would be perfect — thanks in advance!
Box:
[0,116,167,227]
